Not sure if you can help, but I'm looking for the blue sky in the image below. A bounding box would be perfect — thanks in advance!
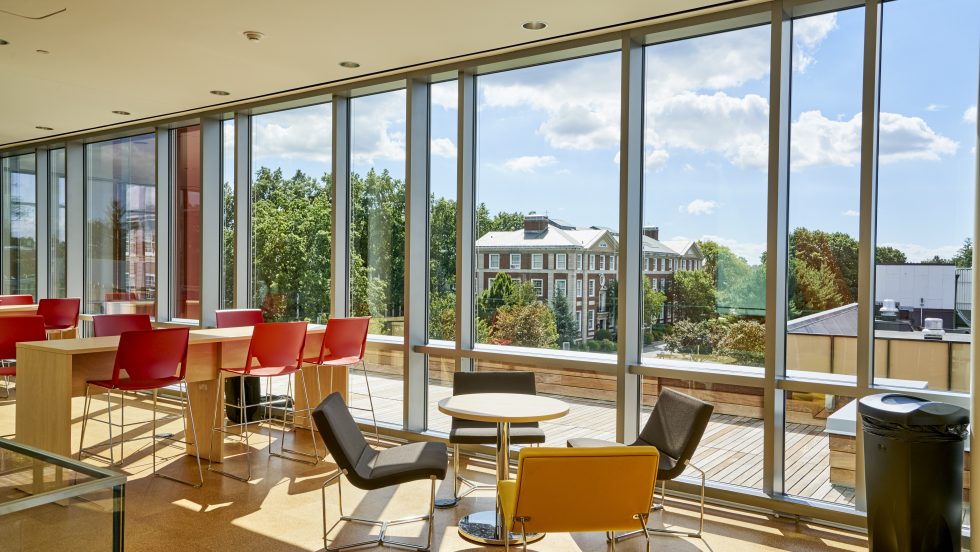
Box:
[246,0,978,264]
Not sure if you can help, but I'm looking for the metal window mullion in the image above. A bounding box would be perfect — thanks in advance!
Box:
[155,128,171,322]
[65,142,84,301]
[199,117,222,328]
[617,32,644,444]
[332,97,351,318]
[455,71,476,373]
[972,15,980,536]
[0,157,9,294]
[404,77,430,431]
[35,148,49,299]
[234,113,251,310]
[763,3,791,498]
[854,0,883,513]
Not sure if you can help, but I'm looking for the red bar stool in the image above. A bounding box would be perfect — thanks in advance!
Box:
[0,316,47,399]
[0,294,35,306]
[304,317,377,443]
[92,314,152,337]
[209,321,320,482]
[78,327,204,487]
[215,309,264,328]
[37,297,81,339]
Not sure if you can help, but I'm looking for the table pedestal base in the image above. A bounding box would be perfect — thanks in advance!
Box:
[458,510,544,546]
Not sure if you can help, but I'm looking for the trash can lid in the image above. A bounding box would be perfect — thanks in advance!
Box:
[858,393,969,426]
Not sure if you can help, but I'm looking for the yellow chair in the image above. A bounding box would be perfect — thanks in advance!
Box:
[498,446,661,551]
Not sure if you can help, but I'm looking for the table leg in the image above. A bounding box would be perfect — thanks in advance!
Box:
[15,347,73,457]
[185,379,223,462]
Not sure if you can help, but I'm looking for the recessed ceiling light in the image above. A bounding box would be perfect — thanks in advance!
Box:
[522,21,547,30]
[243,30,264,42]
[36,49,49,54]
[36,126,53,131]
[0,39,8,46]
[112,110,131,116]
[339,61,360,69]
[210,90,230,96]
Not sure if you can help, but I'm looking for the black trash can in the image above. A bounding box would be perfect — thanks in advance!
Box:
[859,393,969,552]
[224,376,262,424]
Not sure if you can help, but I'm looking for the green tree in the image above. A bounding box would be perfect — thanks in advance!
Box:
[477,272,517,325]
[672,270,716,322]
[953,238,973,268]
[921,255,953,265]
[550,291,578,347]
[429,196,457,295]
[875,246,907,264]
[491,302,558,348]
[428,291,456,341]
[643,278,667,328]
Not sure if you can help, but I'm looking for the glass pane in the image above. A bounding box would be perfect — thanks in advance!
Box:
[49,148,67,297]
[84,135,156,316]
[2,154,37,297]
[642,25,771,373]
[475,52,620,355]
[785,8,864,384]
[784,391,857,506]
[173,125,201,321]
[350,90,407,337]
[251,104,332,322]
[873,0,978,393]
[428,80,457,344]
[221,119,234,309]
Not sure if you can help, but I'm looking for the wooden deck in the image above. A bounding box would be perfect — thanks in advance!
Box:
[340,372,855,506]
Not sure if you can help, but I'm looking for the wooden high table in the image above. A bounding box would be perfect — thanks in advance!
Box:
[438,392,569,546]
[13,325,347,461]
[0,305,39,317]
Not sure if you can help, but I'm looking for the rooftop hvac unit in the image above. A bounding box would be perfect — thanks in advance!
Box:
[880,299,899,319]
[922,317,945,340]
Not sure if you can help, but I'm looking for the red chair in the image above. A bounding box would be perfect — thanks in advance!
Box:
[304,317,377,443]
[0,294,35,306]
[37,298,80,339]
[78,328,203,487]
[215,309,264,328]
[209,321,319,481]
[0,316,47,398]
[92,314,152,337]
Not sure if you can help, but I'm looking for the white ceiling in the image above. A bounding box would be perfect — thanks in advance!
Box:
[0,0,726,148]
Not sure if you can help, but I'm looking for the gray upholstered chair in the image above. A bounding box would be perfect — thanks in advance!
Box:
[568,387,714,539]
[313,392,448,552]
[438,371,546,508]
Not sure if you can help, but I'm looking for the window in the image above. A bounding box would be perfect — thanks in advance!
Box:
[589,254,596,270]
[609,255,616,272]
[555,279,567,297]
[1,154,37,297]
[488,253,500,269]
[428,79,458,348]
[173,125,201,321]
[252,104,332,322]
[49,148,67,297]
[588,310,595,330]
[510,253,521,268]
[576,253,583,270]
[531,253,543,270]
[531,279,544,296]
[652,278,658,291]
[576,278,583,298]
[84,134,156,316]
[599,241,608,248]
[588,279,596,297]
[556,253,567,270]
[599,255,606,270]
[221,119,234,309]
[576,310,582,331]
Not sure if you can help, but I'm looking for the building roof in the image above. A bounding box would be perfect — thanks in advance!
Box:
[787,303,858,336]
[477,215,685,256]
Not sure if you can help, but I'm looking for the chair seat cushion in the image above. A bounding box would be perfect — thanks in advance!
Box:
[88,376,183,391]
[221,365,300,378]
[450,426,546,445]
[0,366,14,377]
[303,355,361,367]
[350,441,448,490]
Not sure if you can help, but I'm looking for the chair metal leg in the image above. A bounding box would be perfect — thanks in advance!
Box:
[435,443,462,509]
[209,373,253,482]
[274,370,320,465]
[322,470,438,551]
[1,372,9,399]
[645,464,706,539]
[77,384,93,462]
[106,389,116,465]
[154,382,204,487]
[361,361,380,445]
[519,519,528,552]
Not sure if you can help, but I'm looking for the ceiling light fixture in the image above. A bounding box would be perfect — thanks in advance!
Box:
[36,126,53,131]
[112,110,131,116]
[339,61,360,69]
[36,49,49,54]
[210,90,230,96]
[243,31,264,42]
[522,21,547,30]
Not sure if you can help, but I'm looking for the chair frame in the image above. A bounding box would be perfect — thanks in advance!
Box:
[321,469,437,552]
[611,460,707,541]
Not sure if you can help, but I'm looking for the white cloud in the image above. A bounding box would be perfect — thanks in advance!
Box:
[880,242,960,263]
[430,137,456,158]
[965,105,978,123]
[645,149,669,170]
[682,199,719,215]
[793,13,837,73]
[538,103,619,150]
[351,90,407,166]
[502,155,556,173]
[878,112,958,162]
[251,104,333,164]
[926,104,945,112]
[431,81,458,110]
[842,210,860,217]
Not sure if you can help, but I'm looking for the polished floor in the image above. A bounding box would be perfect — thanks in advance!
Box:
[0,387,868,551]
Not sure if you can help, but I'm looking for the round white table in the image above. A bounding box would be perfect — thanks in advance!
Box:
[437,392,569,546]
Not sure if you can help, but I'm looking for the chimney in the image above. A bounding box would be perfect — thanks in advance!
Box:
[642,226,660,240]
[524,213,549,234]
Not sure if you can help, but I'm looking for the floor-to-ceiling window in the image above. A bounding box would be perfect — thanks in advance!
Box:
[49,148,67,297]
[84,134,156,315]
[1,154,38,297]
[173,125,201,321]
[250,104,332,322]
[222,119,234,309]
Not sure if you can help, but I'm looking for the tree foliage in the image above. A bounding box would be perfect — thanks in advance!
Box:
[550,291,578,347]
[492,302,558,348]
[875,246,907,265]
[672,269,716,322]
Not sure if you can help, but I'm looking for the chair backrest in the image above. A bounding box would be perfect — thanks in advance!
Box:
[0,294,34,306]
[508,446,660,533]
[451,371,538,429]
[111,327,190,384]
[36,298,80,329]
[312,392,375,489]
[636,387,714,468]
[215,308,264,328]
[0,316,47,359]
[92,314,153,337]
[245,322,308,372]
[318,316,370,361]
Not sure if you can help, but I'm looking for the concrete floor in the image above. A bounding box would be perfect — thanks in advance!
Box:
[0,389,868,552]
